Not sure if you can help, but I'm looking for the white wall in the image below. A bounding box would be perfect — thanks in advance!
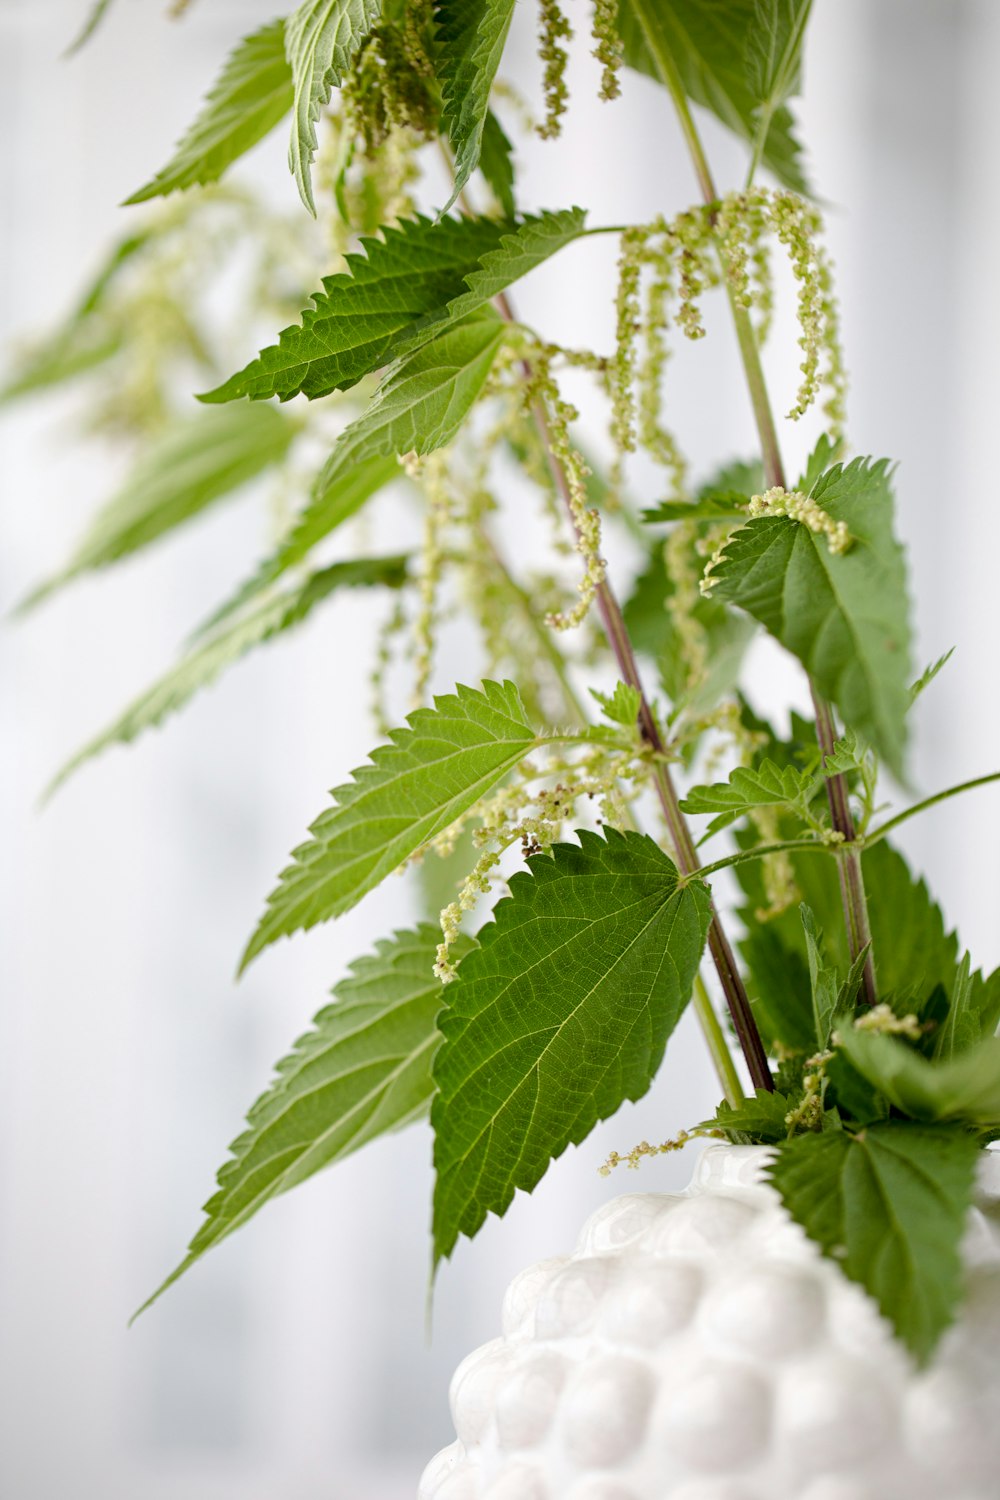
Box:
[1,3,997,1497]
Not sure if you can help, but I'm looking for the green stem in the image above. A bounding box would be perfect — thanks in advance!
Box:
[867,771,1000,846]
[693,972,744,1107]
[635,3,880,1006]
[687,836,836,883]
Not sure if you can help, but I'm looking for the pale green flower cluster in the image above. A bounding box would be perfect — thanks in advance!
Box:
[537,0,573,139]
[591,0,624,101]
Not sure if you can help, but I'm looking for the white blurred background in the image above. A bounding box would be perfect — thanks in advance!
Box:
[2,1,999,1497]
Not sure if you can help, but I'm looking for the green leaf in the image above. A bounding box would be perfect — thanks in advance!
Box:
[616,0,810,193]
[1,230,151,402]
[66,0,116,56]
[682,758,817,836]
[436,0,517,209]
[45,555,407,797]
[202,214,508,403]
[642,493,749,524]
[125,21,294,204]
[838,1028,1000,1129]
[286,0,381,214]
[590,682,642,727]
[399,208,587,354]
[431,829,712,1261]
[622,545,755,716]
[241,679,558,969]
[795,431,840,495]
[710,458,913,778]
[767,1122,980,1363]
[309,310,507,497]
[911,647,955,703]
[698,1086,794,1143]
[21,404,296,610]
[735,838,962,1055]
[819,727,865,777]
[745,0,813,176]
[479,109,516,216]
[201,452,403,634]
[800,904,837,1045]
[137,925,466,1316]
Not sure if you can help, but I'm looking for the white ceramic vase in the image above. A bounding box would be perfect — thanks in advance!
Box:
[419,1144,1000,1500]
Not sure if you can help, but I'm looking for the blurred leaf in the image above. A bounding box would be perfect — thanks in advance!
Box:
[21,404,296,610]
[46,554,407,795]
[616,0,811,193]
[479,109,516,215]
[126,21,294,203]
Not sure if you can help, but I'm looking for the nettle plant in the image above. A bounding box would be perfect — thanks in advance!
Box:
[15,0,1000,1368]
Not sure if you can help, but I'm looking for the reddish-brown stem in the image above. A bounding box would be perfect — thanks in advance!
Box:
[497,302,772,1090]
[638,37,880,1009]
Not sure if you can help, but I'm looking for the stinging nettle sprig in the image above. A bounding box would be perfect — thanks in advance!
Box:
[12,0,1000,1369]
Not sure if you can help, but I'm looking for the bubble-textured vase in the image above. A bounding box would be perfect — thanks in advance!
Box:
[420,1145,1000,1500]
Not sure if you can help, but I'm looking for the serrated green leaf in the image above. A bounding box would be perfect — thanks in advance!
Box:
[204,209,586,405]
[137,925,466,1317]
[800,904,837,1045]
[21,405,296,611]
[911,647,955,703]
[436,0,517,210]
[617,0,811,193]
[397,208,587,355]
[431,829,713,1261]
[590,682,642,727]
[682,758,817,836]
[737,839,963,1055]
[125,22,294,204]
[710,457,913,778]
[241,679,565,969]
[309,310,506,496]
[838,1028,1000,1128]
[479,109,516,216]
[202,214,507,403]
[46,554,407,797]
[820,727,865,777]
[286,0,381,214]
[768,1122,979,1363]
[698,1086,794,1143]
[642,492,749,524]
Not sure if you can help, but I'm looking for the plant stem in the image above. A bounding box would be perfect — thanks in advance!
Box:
[868,770,1000,846]
[444,140,769,1096]
[693,974,744,1107]
[494,301,772,1092]
[689,836,836,883]
[637,8,880,1007]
